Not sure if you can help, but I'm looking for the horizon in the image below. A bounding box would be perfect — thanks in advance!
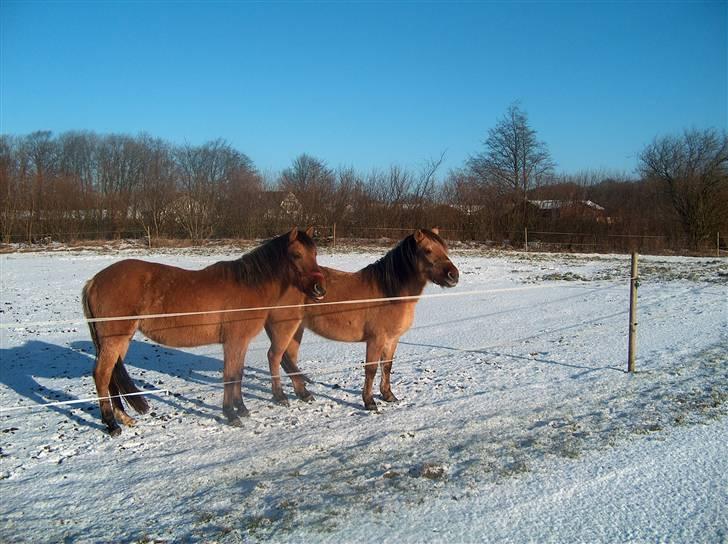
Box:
[1,1,726,177]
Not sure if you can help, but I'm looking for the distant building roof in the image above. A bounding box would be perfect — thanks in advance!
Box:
[528,199,605,211]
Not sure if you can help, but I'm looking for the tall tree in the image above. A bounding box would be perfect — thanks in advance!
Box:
[467,103,555,229]
[639,128,728,247]
[136,135,176,239]
[174,139,253,239]
[279,154,335,224]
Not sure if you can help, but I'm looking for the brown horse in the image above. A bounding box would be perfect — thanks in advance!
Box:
[267,228,458,410]
[82,228,326,436]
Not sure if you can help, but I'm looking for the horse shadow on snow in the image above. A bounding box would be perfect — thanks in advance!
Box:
[0,339,291,429]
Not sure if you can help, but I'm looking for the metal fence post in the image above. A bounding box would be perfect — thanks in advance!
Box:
[628,252,639,372]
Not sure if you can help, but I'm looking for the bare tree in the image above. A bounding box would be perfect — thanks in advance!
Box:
[409,151,446,226]
[136,135,176,239]
[279,154,335,225]
[329,167,363,228]
[220,161,263,237]
[467,103,555,230]
[19,131,59,241]
[174,139,252,239]
[639,128,728,247]
[96,134,146,233]
[0,136,21,242]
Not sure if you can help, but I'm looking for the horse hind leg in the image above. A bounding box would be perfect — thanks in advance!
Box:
[93,346,124,436]
[109,378,136,427]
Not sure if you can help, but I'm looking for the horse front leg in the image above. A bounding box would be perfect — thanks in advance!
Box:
[363,340,384,411]
[222,340,249,426]
[267,345,289,407]
[379,340,399,403]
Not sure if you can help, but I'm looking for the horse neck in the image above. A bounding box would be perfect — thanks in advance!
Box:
[401,273,428,298]
[375,268,427,299]
[269,274,293,302]
[209,260,291,302]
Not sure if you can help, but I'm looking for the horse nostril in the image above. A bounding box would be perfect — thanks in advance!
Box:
[313,283,326,297]
[447,270,458,284]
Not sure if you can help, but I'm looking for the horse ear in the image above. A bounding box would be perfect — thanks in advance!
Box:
[305,226,314,237]
[414,229,425,243]
[430,227,440,235]
[289,227,298,242]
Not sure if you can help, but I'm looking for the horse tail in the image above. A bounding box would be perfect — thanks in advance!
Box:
[112,361,149,414]
[82,279,149,414]
[81,279,100,355]
[281,351,313,384]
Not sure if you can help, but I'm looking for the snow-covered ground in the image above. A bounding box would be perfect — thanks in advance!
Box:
[1,245,726,543]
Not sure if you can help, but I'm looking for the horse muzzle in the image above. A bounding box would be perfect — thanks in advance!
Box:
[443,268,459,287]
[310,282,326,301]
[308,270,326,300]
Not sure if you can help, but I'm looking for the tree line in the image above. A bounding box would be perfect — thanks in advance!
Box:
[1,107,726,252]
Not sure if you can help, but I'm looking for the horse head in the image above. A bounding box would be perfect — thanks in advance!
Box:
[287,227,327,300]
[414,227,459,288]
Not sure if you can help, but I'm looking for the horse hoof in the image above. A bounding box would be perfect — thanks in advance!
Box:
[274,397,290,407]
[107,425,122,437]
[114,409,137,426]
[297,390,315,403]
[382,393,399,403]
[364,401,378,411]
[227,416,243,427]
[237,406,250,418]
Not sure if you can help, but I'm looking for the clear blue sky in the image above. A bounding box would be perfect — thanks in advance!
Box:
[1,1,726,177]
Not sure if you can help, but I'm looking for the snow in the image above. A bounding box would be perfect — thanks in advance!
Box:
[1,245,726,542]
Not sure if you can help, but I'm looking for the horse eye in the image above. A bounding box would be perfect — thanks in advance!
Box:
[291,252,303,260]
[424,248,433,255]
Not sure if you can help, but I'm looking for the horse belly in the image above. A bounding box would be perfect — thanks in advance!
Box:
[305,312,366,342]
[139,319,222,347]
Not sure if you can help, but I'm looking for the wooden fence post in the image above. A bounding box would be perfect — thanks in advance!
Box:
[718,232,720,257]
[524,227,528,252]
[332,223,337,249]
[627,252,639,372]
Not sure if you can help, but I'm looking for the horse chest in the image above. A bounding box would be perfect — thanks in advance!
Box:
[363,306,414,339]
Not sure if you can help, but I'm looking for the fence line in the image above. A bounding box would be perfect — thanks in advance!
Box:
[0,280,702,417]
[527,230,669,239]
[4,229,148,240]
[0,238,712,418]
[0,282,632,416]
[0,388,172,413]
[0,284,574,331]
[3,224,716,245]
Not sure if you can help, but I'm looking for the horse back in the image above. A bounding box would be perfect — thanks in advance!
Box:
[85,259,271,347]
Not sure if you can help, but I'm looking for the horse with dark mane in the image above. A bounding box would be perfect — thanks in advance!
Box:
[266,228,458,410]
[82,228,326,435]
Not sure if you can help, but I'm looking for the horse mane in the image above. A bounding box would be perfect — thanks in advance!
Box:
[361,229,446,297]
[217,230,316,287]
